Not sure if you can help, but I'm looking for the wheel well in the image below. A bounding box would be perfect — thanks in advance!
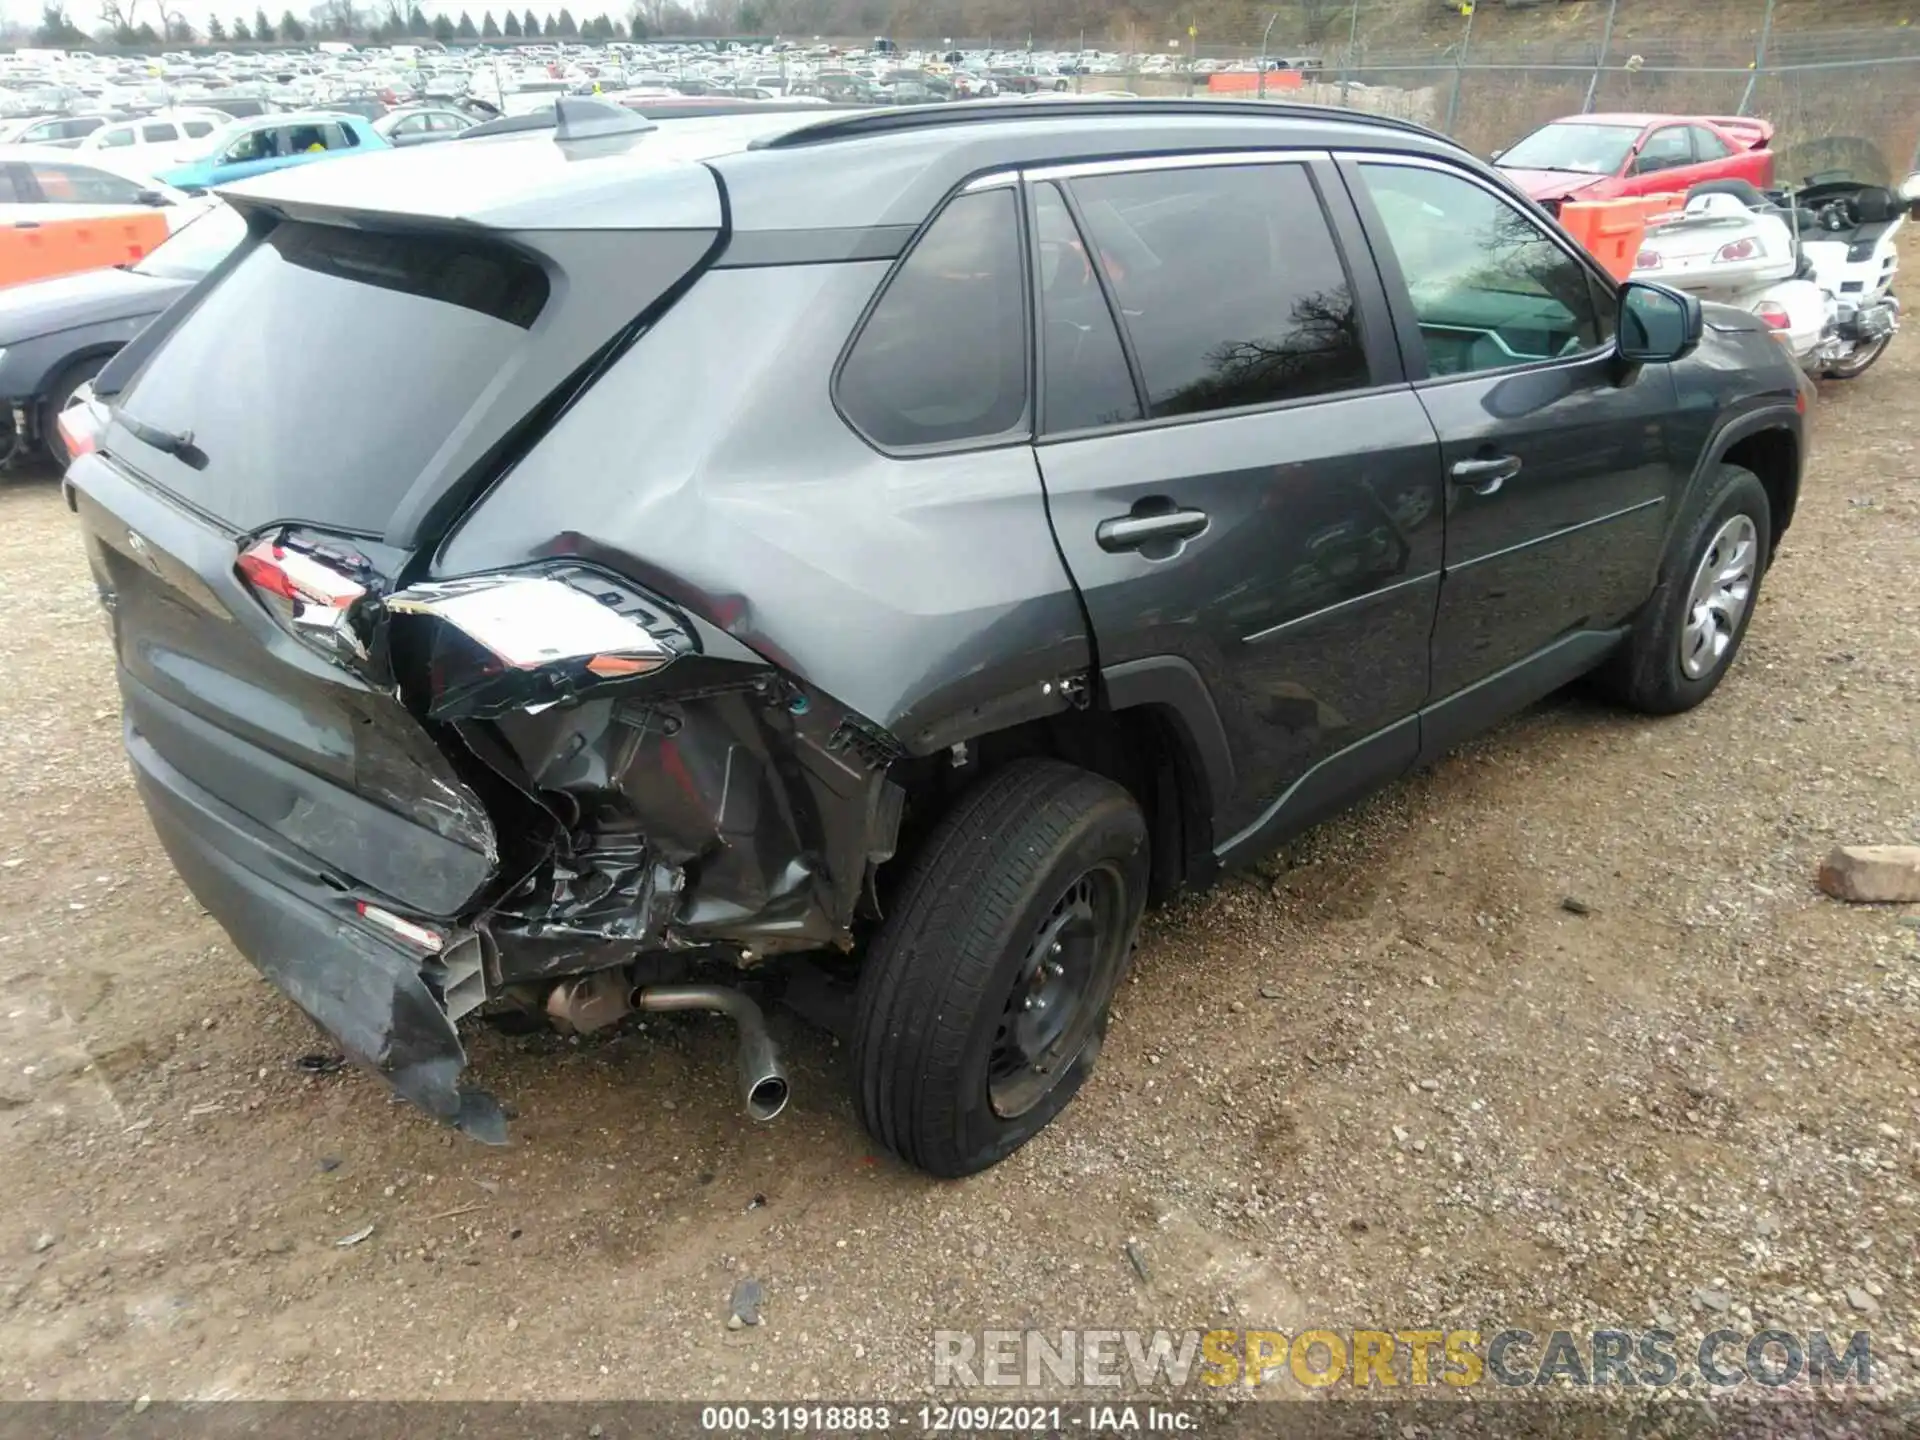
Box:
[1720,427,1799,544]
[886,705,1214,907]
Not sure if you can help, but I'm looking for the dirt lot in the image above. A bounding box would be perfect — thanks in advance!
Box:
[0,329,1916,1407]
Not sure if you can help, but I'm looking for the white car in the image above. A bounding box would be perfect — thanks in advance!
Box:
[0,113,118,148]
[0,144,205,231]
[78,108,231,171]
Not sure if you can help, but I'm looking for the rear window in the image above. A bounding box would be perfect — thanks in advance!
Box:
[111,220,549,535]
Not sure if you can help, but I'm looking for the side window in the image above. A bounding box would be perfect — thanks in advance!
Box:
[1357,162,1609,378]
[28,162,145,206]
[224,129,273,163]
[1032,181,1141,433]
[1689,125,1731,161]
[394,114,429,135]
[0,166,24,204]
[1066,162,1371,419]
[324,123,358,150]
[97,126,135,149]
[21,121,59,143]
[183,120,215,139]
[837,186,1028,449]
[142,122,176,143]
[1635,126,1693,174]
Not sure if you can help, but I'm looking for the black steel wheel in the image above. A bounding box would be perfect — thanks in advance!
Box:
[852,759,1148,1177]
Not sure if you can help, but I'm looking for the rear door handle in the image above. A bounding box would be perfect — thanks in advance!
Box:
[1449,454,1522,496]
[1096,508,1210,553]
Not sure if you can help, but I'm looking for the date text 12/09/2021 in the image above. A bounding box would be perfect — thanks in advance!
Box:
[700,1405,1199,1433]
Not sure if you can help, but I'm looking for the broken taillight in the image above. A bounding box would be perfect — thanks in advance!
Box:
[385,568,692,721]
[55,384,107,463]
[236,537,371,660]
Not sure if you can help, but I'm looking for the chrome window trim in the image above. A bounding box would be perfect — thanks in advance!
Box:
[1024,148,1331,184]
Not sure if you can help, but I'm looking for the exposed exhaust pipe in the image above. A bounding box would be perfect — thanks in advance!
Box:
[633,983,790,1122]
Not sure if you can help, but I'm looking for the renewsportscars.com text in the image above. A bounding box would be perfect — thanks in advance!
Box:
[932,1327,1874,1391]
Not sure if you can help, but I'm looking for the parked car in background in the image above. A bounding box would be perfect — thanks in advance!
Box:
[70,98,1809,1177]
[0,112,120,148]
[373,106,478,146]
[0,201,242,467]
[152,112,387,190]
[1497,113,1775,212]
[0,146,202,230]
[196,96,278,121]
[80,108,232,171]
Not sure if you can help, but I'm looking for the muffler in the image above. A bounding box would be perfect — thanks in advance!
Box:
[633,984,791,1122]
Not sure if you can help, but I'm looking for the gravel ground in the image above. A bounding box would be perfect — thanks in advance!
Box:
[0,312,1915,1411]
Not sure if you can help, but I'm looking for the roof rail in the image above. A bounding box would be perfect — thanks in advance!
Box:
[750,98,1444,151]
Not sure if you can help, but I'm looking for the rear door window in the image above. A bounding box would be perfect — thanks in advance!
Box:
[1065,161,1371,419]
[1635,126,1693,174]
[142,122,176,143]
[836,186,1029,450]
[183,119,216,138]
[109,220,550,535]
[96,126,135,148]
[1031,180,1141,433]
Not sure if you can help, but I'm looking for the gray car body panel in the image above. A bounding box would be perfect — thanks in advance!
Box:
[0,266,188,401]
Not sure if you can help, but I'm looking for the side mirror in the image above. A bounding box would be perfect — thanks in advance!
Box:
[1618,280,1702,364]
[135,188,170,206]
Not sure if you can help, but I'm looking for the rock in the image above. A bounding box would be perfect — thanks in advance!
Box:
[31,1233,54,1254]
[969,1241,986,1260]
[1876,1123,1900,1140]
[1846,1287,1879,1315]
[1258,985,1283,1001]
[1818,846,1920,904]
[728,1276,765,1327]
[1228,1000,1246,1014]
[1418,1078,1441,1092]
[1694,1287,1731,1313]
[1391,1125,1409,1145]
[1560,896,1593,916]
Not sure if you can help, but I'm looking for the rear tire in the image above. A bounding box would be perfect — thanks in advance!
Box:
[1822,332,1891,380]
[1595,463,1770,715]
[41,355,106,470]
[851,759,1148,1178]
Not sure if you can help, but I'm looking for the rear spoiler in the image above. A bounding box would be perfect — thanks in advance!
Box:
[1705,116,1774,151]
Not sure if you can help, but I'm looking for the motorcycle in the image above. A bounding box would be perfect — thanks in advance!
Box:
[1630,171,1920,379]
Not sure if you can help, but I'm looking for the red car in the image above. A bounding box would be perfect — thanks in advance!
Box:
[1496,112,1775,213]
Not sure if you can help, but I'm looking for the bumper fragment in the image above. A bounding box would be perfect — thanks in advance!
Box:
[127,718,507,1143]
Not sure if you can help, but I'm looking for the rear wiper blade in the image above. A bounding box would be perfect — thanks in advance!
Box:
[117,410,194,457]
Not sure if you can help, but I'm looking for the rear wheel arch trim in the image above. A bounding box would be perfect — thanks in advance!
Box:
[1098,655,1234,821]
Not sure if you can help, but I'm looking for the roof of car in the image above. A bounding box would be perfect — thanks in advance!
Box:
[1562,113,1700,127]
[220,99,1466,235]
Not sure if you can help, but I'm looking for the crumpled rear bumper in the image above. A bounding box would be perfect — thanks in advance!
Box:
[124,702,506,1143]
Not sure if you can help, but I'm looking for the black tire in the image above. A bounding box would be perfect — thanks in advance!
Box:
[852,759,1148,1177]
[1822,333,1891,380]
[40,355,107,470]
[1596,463,1771,715]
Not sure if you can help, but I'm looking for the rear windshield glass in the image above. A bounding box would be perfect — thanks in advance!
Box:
[110,219,549,535]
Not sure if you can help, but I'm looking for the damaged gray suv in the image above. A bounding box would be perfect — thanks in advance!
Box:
[66,98,1809,1176]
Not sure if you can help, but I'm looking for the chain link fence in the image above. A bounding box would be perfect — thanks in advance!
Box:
[887,0,1920,185]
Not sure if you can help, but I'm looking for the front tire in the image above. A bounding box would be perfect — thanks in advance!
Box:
[851,759,1148,1177]
[1596,463,1771,715]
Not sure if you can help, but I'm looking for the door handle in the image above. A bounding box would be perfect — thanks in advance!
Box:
[1096,508,1210,554]
[1449,454,1522,497]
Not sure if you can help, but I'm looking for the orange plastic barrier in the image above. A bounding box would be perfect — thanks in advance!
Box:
[1207,70,1304,93]
[1559,192,1685,279]
[0,211,171,288]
